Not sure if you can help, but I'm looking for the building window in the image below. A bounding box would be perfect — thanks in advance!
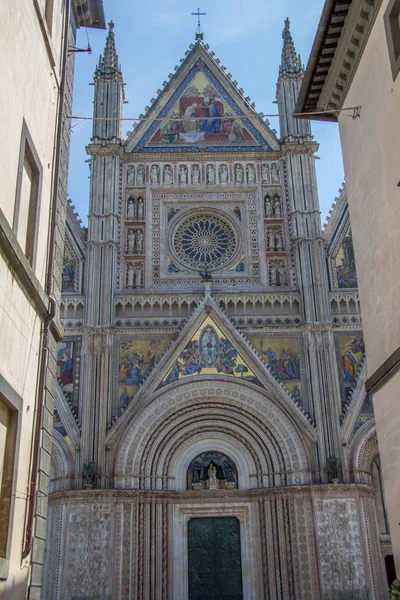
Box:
[0,396,17,561]
[384,0,400,80]
[13,121,42,269]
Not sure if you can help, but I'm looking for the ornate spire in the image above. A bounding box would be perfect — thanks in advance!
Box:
[280,18,302,74]
[99,21,119,73]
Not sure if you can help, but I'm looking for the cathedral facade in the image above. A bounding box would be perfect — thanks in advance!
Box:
[44,21,390,600]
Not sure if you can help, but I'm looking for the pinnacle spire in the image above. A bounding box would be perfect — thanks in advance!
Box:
[280,18,302,74]
[99,21,119,73]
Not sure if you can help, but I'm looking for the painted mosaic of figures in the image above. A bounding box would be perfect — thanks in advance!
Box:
[162,317,259,386]
[150,72,256,146]
[56,339,81,420]
[339,336,365,382]
[62,246,75,292]
[118,339,170,408]
[249,337,302,402]
[335,228,358,288]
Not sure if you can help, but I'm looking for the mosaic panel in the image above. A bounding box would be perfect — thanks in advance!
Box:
[118,338,171,408]
[249,337,302,403]
[161,316,261,388]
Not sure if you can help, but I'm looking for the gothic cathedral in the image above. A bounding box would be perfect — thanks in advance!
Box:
[44,20,390,600]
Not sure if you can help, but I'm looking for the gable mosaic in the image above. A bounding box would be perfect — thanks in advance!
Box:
[162,316,260,387]
[149,71,257,147]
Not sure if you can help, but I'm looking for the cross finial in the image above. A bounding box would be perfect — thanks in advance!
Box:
[191,8,206,41]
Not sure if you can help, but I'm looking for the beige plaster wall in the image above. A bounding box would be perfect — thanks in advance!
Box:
[373,370,400,572]
[338,0,400,574]
[0,0,64,287]
[338,0,400,376]
[0,0,64,596]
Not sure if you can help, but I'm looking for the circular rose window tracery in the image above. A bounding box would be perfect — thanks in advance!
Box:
[171,212,239,271]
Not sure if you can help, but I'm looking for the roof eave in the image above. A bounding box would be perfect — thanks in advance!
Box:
[73,0,106,30]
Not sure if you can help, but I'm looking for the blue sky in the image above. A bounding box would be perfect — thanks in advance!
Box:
[68,0,344,225]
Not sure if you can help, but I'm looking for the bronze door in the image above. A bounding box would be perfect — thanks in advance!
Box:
[188,517,243,600]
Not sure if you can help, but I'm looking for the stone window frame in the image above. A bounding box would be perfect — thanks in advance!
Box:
[13,119,43,270]
[0,376,22,580]
[384,0,400,80]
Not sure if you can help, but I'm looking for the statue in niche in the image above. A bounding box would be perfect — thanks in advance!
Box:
[192,460,202,485]
[270,264,278,286]
[150,164,159,184]
[219,165,228,184]
[127,265,135,287]
[135,265,143,288]
[273,195,282,218]
[265,195,273,218]
[235,164,243,184]
[191,165,200,184]
[207,463,219,489]
[278,263,287,285]
[261,163,270,183]
[224,459,236,488]
[179,165,188,185]
[271,162,280,183]
[127,229,136,253]
[275,230,283,251]
[188,451,238,491]
[127,165,135,185]
[247,164,256,184]
[136,229,144,253]
[137,197,144,219]
[164,165,173,184]
[83,462,96,489]
[326,456,341,483]
[127,198,136,219]
[267,229,275,251]
[207,164,215,184]
[136,165,145,186]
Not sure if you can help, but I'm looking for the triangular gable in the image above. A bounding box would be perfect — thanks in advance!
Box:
[160,314,261,388]
[106,295,316,444]
[125,43,280,153]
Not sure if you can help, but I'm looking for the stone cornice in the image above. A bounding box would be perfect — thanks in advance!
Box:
[48,482,376,504]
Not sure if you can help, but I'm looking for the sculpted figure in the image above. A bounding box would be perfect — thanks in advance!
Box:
[278,263,287,285]
[271,162,280,183]
[191,165,200,184]
[270,265,277,286]
[235,164,243,184]
[275,231,283,251]
[164,165,173,184]
[127,165,135,185]
[127,265,135,287]
[267,229,275,251]
[137,197,144,219]
[127,229,136,253]
[207,165,215,184]
[135,265,143,288]
[265,195,273,218]
[136,229,144,252]
[179,165,188,185]
[207,463,218,488]
[136,165,145,186]
[247,164,256,184]
[261,163,270,183]
[219,165,228,184]
[127,198,136,219]
[150,165,159,184]
[273,195,282,218]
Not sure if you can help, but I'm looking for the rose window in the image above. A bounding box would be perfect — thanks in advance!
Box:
[171,213,239,271]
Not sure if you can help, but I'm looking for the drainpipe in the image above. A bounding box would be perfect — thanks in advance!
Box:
[23,0,71,559]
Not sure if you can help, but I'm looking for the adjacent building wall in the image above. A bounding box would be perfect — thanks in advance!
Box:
[337,0,400,571]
